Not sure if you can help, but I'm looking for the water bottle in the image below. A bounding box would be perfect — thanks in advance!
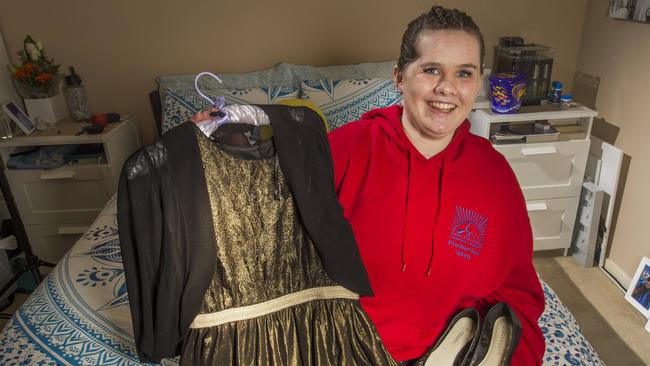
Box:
[63,67,91,121]
[550,81,563,104]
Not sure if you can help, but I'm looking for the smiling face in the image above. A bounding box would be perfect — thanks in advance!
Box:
[394,29,482,151]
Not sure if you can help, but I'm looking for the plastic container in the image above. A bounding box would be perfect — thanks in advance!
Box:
[550,81,563,104]
[489,72,528,114]
[63,67,91,122]
[493,44,555,105]
[560,94,574,108]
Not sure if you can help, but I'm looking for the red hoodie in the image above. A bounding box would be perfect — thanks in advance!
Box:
[329,105,545,364]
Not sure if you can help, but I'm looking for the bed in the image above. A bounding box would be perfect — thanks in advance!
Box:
[0,61,605,365]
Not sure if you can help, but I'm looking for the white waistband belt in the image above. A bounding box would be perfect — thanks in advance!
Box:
[190,285,359,328]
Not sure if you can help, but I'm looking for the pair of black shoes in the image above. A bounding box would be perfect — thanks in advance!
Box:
[416,303,522,366]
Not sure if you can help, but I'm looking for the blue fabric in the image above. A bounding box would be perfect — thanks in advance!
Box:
[7,145,79,170]
[157,61,396,93]
[161,86,299,134]
[301,78,402,130]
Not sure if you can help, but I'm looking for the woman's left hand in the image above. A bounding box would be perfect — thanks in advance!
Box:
[191,107,220,123]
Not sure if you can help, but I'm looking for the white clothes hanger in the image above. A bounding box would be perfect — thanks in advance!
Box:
[193,72,270,137]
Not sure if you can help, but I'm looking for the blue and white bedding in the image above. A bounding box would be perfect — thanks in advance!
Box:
[0,195,604,365]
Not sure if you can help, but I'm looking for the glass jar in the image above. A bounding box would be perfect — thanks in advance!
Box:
[63,67,91,121]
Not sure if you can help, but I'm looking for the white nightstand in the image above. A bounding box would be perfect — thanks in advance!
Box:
[0,117,140,263]
[469,104,597,252]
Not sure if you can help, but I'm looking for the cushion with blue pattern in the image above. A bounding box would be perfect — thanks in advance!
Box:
[300,78,402,130]
[157,61,396,93]
[161,86,300,134]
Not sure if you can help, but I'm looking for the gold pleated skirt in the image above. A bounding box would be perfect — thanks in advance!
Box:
[186,127,396,365]
[180,298,395,366]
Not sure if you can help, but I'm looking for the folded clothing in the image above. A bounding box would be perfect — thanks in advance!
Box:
[7,145,79,170]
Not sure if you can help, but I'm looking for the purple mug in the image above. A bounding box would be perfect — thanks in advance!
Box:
[489,73,528,113]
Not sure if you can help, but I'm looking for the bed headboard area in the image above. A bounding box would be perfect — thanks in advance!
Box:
[152,61,402,135]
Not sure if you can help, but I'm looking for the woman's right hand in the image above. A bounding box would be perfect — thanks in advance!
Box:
[191,106,221,123]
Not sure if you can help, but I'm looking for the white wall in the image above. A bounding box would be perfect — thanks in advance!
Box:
[0,0,588,144]
[576,0,650,286]
[0,32,20,106]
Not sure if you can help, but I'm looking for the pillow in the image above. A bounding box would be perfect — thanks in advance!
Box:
[301,78,402,130]
[156,61,396,97]
[289,60,396,83]
[161,86,299,134]
[157,63,295,96]
[275,98,329,132]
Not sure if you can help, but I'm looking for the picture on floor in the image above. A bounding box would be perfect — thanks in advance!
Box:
[626,256,650,317]
[609,0,650,23]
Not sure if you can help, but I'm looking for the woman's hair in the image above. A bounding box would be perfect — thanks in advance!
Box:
[397,5,485,73]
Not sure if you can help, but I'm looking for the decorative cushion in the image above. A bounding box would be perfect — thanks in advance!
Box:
[289,61,395,84]
[301,78,401,130]
[157,61,396,92]
[161,86,299,134]
[275,98,329,132]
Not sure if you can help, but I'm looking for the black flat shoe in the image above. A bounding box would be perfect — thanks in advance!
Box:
[418,307,481,366]
[468,302,522,366]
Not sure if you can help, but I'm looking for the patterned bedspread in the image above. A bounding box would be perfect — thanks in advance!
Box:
[0,196,604,365]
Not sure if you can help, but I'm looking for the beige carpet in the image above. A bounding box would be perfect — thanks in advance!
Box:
[535,255,650,366]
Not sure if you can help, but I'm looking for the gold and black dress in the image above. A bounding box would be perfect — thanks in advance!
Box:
[118,105,396,365]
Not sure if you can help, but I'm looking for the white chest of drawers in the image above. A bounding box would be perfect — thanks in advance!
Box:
[0,117,140,262]
[469,105,597,251]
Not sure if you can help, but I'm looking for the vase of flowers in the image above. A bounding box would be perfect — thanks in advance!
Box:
[7,35,66,127]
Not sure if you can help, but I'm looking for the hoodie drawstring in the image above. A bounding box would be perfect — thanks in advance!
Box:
[401,149,412,272]
[401,150,447,276]
[372,106,468,276]
[426,156,445,276]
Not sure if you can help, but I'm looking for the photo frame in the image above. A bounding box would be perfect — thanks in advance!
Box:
[1,101,35,135]
[625,256,650,317]
[609,0,650,23]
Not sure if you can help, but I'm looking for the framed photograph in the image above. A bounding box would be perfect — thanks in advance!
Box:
[1,101,35,135]
[609,0,650,23]
[626,256,650,317]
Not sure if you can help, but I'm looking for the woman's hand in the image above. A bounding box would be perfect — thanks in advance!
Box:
[191,107,221,123]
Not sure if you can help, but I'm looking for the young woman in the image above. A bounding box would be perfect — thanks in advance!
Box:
[328,6,545,365]
[192,6,545,365]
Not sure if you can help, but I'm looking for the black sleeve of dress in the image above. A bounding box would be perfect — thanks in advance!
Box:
[117,144,185,363]
[262,104,374,296]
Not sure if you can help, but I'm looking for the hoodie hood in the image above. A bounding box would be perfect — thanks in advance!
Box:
[360,105,475,274]
[361,105,471,165]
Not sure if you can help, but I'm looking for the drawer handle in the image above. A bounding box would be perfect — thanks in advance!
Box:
[40,171,76,180]
[521,146,557,156]
[527,203,548,212]
[57,226,88,235]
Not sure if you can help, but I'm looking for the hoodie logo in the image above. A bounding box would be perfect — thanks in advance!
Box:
[448,206,488,260]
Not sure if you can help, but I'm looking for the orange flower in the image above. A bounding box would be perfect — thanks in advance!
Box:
[14,69,28,79]
[23,62,34,73]
[35,72,53,83]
